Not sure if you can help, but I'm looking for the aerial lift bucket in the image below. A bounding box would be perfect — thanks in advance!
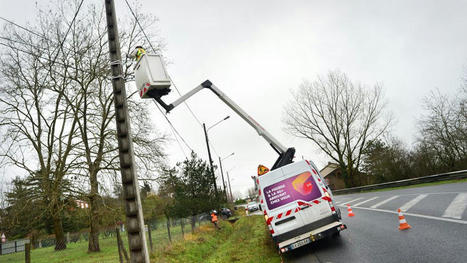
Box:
[134,54,172,98]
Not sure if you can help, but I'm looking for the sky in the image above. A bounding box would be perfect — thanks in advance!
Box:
[1,0,467,198]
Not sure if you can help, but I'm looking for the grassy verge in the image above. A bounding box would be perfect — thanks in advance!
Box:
[151,216,281,263]
[345,178,467,194]
[0,222,185,263]
[0,235,124,263]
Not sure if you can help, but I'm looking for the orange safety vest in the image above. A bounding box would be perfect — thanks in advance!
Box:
[211,213,218,223]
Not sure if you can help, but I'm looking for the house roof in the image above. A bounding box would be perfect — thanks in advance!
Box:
[319,162,340,178]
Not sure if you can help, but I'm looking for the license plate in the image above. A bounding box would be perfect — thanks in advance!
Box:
[290,238,311,249]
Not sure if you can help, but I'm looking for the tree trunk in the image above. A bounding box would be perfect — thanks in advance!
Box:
[166,217,172,243]
[52,211,66,251]
[191,215,196,234]
[88,169,100,252]
[147,225,153,251]
[116,227,128,262]
[180,218,185,239]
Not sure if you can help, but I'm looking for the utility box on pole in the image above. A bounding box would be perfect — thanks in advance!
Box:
[134,54,171,98]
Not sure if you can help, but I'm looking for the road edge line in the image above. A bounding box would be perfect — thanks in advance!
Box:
[338,205,467,225]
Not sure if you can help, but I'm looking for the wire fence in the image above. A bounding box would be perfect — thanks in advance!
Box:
[0,213,211,262]
[0,239,29,255]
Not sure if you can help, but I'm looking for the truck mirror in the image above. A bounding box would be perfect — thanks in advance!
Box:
[134,54,172,99]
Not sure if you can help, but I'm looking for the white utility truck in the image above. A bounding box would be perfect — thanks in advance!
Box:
[257,160,345,253]
[134,51,346,253]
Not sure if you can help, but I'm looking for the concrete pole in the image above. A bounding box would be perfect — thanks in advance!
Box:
[203,123,218,197]
[218,156,228,201]
[104,1,149,262]
[226,172,233,202]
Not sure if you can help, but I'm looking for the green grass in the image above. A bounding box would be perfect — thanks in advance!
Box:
[0,223,186,263]
[151,216,281,263]
[351,178,467,194]
[0,236,124,263]
[1,216,281,263]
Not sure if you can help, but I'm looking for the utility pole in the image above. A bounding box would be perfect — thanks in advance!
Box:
[218,156,228,201]
[203,123,218,197]
[104,1,149,262]
[226,172,233,202]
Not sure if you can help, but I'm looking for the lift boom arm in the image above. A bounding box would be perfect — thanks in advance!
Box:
[149,80,295,170]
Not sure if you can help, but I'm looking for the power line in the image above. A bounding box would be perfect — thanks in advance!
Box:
[47,0,85,68]
[0,42,107,80]
[0,16,45,39]
[169,76,203,126]
[0,15,107,55]
[123,0,203,127]
[1,2,199,163]
[1,1,87,72]
[33,0,85,92]
[124,0,201,158]
[0,37,133,83]
[152,100,193,157]
[122,0,157,55]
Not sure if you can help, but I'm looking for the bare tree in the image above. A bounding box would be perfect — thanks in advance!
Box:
[59,2,166,252]
[0,0,166,252]
[0,8,83,248]
[417,88,467,171]
[284,71,391,187]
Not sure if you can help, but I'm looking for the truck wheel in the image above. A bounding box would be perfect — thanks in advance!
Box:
[332,231,340,238]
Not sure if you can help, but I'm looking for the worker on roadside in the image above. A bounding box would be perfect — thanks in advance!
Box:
[211,210,220,230]
[130,45,146,61]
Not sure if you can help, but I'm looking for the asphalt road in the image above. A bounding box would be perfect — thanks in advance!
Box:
[284,182,467,263]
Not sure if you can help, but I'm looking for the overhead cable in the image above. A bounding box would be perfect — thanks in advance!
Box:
[123,0,203,127]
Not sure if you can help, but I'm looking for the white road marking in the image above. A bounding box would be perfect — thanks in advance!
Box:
[337,197,362,205]
[370,195,399,208]
[333,198,350,205]
[400,194,428,212]
[337,204,467,225]
[442,193,467,219]
[353,197,379,207]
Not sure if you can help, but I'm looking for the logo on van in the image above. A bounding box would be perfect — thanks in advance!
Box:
[292,172,313,195]
[264,171,321,210]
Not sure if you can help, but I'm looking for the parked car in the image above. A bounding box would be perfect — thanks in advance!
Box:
[220,208,232,218]
[247,202,259,212]
[198,212,210,222]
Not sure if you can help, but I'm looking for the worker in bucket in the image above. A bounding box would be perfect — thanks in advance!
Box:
[130,45,146,61]
[211,210,220,229]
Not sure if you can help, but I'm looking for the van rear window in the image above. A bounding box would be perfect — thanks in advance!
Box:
[264,171,321,210]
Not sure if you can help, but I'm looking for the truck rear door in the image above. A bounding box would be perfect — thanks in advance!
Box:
[259,167,306,237]
[260,160,334,237]
[279,161,332,226]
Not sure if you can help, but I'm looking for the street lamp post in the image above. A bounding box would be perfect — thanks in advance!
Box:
[219,152,234,202]
[203,116,230,198]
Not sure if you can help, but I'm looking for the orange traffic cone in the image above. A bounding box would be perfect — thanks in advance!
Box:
[398,209,411,230]
[346,204,355,217]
